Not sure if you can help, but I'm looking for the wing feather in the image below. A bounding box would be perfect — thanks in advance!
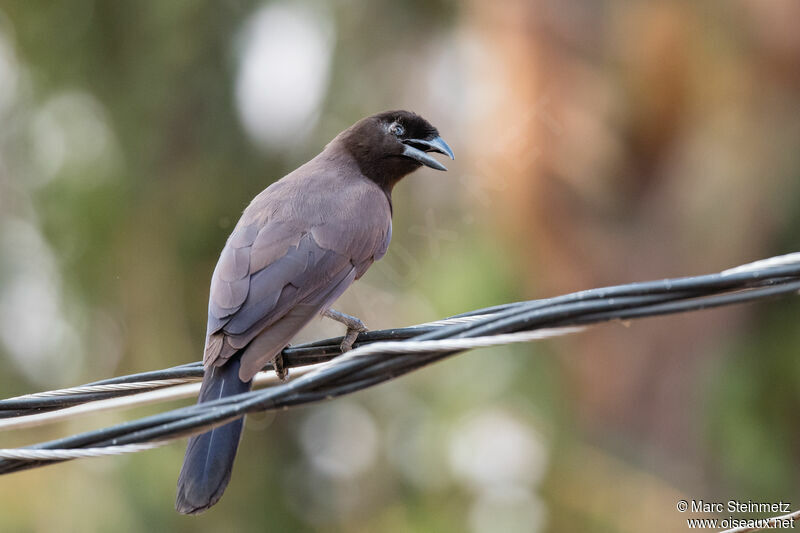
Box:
[203,168,392,372]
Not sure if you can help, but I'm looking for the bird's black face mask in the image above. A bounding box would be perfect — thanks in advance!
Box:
[339,110,454,191]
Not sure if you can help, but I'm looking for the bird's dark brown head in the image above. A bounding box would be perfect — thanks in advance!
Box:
[335,110,454,192]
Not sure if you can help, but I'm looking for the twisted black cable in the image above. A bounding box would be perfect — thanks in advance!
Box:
[1,259,799,474]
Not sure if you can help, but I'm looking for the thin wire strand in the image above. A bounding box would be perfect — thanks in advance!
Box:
[6,379,197,400]
[0,366,315,431]
[721,252,800,276]
[0,442,168,460]
[302,326,585,376]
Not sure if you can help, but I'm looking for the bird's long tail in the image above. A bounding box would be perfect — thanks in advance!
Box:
[176,353,252,515]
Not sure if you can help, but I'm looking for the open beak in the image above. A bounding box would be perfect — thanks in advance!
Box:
[401,136,455,171]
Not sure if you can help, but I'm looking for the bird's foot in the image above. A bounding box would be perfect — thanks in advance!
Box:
[323,309,368,353]
[272,352,289,381]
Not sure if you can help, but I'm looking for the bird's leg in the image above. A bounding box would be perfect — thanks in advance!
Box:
[323,309,368,353]
[272,350,289,382]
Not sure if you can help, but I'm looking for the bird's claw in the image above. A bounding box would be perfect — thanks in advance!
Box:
[273,353,288,381]
[339,323,368,353]
[324,309,368,353]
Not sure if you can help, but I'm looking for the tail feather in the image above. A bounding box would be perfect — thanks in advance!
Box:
[176,354,252,515]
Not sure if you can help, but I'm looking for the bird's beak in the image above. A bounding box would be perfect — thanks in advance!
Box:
[401,136,455,171]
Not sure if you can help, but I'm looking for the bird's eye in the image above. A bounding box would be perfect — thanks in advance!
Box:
[389,123,405,137]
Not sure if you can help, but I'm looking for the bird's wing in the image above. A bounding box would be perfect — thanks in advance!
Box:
[236,265,357,380]
[205,224,355,368]
[203,177,391,378]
